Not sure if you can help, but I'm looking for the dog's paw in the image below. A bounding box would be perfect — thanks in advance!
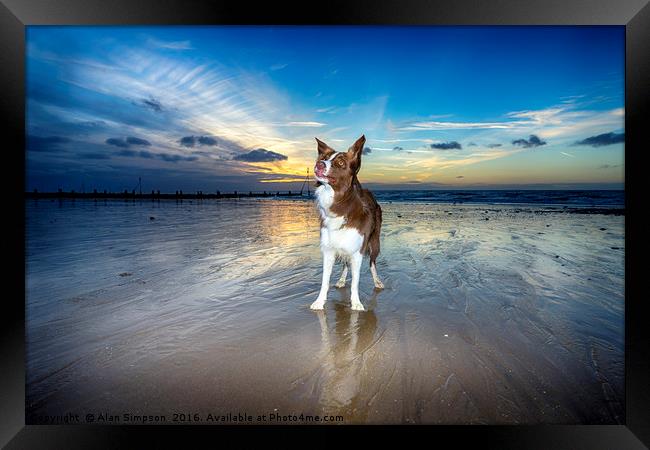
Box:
[310,300,325,310]
[350,302,365,311]
[373,280,384,290]
[334,280,346,288]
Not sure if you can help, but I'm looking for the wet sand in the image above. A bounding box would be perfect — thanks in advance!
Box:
[25,198,624,424]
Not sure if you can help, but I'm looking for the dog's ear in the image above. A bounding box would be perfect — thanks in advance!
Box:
[347,135,366,173]
[316,137,334,156]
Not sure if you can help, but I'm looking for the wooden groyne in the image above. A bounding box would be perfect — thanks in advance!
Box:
[25,189,308,200]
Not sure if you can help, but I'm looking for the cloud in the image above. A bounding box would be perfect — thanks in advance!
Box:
[27,135,70,152]
[179,135,219,147]
[105,138,129,148]
[137,97,164,112]
[159,153,198,162]
[512,135,546,148]
[400,120,523,131]
[456,175,464,179]
[26,38,355,190]
[363,147,372,155]
[233,148,288,163]
[397,105,623,140]
[284,121,326,127]
[430,141,462,150]
[393,146,403,151]
[467,142,477,147]
[117,149,196,162]
[68,120,108,135]
[487,143,502,148]
[179,136,196,147]
[573,131,624,147]
[118,149,154,159]
[78,152,111,160]
[597,164,622,169]
[197,136,217,146]
[125,136,151,146]
[147,38,193,50]
[270,63,288,71]
[108,136,154,148]
[404,147,519,171]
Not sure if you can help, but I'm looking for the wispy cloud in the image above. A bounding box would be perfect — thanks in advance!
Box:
[31,41,319,174]
[404,148,521,171]
[283,121,326,127]
[270,63,288,71]
[147,38,193,50]
[114,149,197,162]
[78,152,111,160]
[396,104,624,144]
[27,135,71,152]
[398,120,525,131]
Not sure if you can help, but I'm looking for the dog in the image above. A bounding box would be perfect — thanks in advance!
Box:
[310,135,384,311]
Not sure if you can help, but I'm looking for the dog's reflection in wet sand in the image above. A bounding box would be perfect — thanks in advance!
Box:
[312,288,381,419]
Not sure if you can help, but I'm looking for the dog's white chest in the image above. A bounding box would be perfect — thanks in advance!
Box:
[320,226,363,256]
[315,184,363,255]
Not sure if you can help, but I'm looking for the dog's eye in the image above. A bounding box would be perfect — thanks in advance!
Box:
[337,160,345,168]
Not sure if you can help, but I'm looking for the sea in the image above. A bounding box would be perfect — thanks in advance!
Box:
[367,190,624,208]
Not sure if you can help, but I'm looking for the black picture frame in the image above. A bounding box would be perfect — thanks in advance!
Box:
[2,0,648,447]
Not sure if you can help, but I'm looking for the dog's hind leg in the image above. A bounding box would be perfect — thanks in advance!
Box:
[368,222,384,290]
[335,264,348,288]
[370,262,384,290]
[349,252,365,311]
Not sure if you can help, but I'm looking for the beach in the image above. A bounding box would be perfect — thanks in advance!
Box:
[25,197,624,424]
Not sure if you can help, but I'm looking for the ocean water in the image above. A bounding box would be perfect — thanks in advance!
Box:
[369,190,625,208]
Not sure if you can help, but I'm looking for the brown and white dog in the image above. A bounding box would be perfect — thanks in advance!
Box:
[310,135,384,311]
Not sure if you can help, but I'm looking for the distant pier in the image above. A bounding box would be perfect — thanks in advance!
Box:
[25,189,308,200]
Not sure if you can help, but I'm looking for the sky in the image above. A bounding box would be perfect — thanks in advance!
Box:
[26,26,625,192]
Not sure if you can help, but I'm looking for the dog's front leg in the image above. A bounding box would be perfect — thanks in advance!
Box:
[311,249,335,310]
[349,251,365,311]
